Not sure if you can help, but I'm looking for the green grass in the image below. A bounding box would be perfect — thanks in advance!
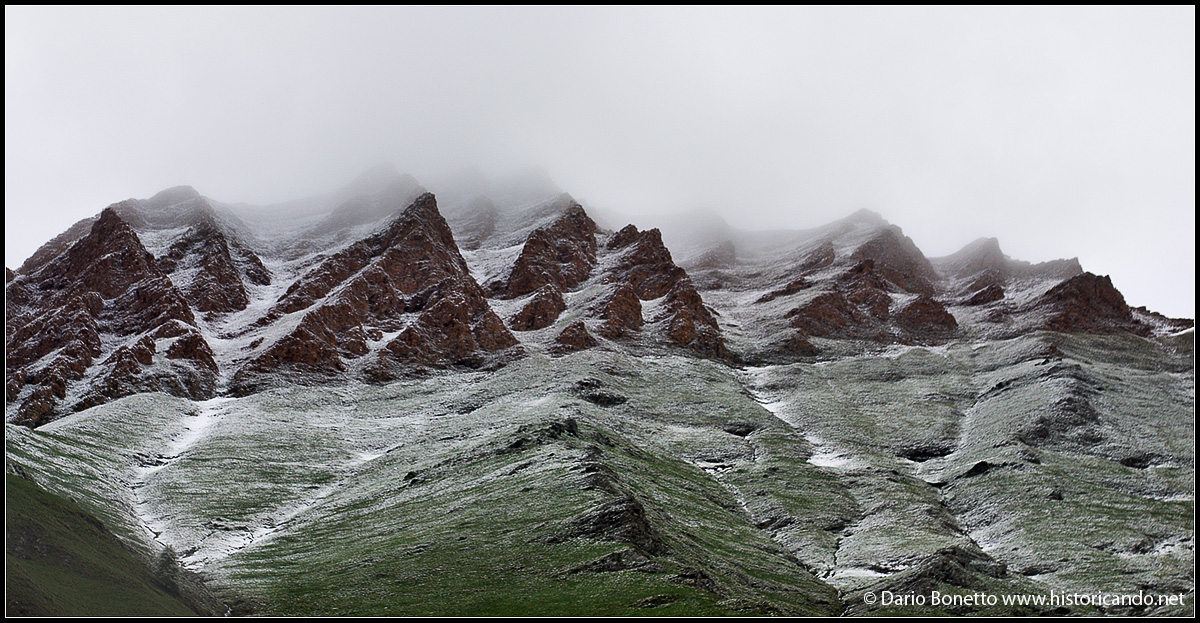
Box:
[5,474,207,616]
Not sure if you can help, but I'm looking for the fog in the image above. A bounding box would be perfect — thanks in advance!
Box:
[5,7,1194,317]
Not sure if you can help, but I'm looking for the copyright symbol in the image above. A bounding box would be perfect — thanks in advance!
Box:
[864,591,876,604]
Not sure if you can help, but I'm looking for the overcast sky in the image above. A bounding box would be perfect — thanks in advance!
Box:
[5,6,1195,317]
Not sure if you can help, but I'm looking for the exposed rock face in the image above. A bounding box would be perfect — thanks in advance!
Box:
[596,282,644,340]
[756,277,811,304]
[601,225,727,357]
[509,285,567,332]
[656,279,727,358]
[6,208,215,426]
[938,237,1008,281]
[494,205,598,298]
[157,212,271,313]
[895,295,958,338]
[607,227,687,300]
[1034,272,1147,336]
[233,193,519,391]
[9,181,1187,428]
[375,287,518,375]
[552,321,599,354]
[797,241,835,275]
[851,228,939,296]
[786,291,878,340]
[963,284,1005,306]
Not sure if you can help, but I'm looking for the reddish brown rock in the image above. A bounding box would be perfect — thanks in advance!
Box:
[786,291,875,339]
[657,279,727,359]
[166,332,218,372]
[939,238,1008,281]
[606,224,641,250]
[839,261,893,321]
[234,194,519,391]
[607,227,687,300]
[378,286,519,372]
[271,193,468,317]
[851,228,938,296]
[495,205,598,298]
[1035,273,1148,336]
[798,241,835,275]
[157,213,271,313]
[964,284,1005,306]
[965,270,1006,293]
[756,277,812,304]
[596,224,727,357]
[779,332,821,356]
[596,282,643,339]
[895,295,958,337]
[509,285,567,332]
[552,321,599,354]
[6,207,216,426]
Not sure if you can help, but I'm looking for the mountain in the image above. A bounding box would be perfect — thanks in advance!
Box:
[5,172,1194,616]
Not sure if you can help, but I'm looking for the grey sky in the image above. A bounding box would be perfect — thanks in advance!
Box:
[5,6,1195,317]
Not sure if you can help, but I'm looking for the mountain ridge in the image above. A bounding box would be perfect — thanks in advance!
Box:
[4,171,1194,616]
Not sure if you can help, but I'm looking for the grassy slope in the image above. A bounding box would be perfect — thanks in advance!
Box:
[4,332,1193,616]
[5,474,202,616]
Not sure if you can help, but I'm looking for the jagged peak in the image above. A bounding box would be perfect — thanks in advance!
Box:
[93,205,139,239]
[554,202,597,232]
[397,192,441,222]
[936,237,1009,279]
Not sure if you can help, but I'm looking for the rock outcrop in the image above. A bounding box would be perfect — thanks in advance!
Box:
[5,208,216,426]
[551,321,599,355]
[509,285,567,332]
[493,205,598,298]
[602,225,727,357]
[157,212,271,313]
[850,228,938,296]
[596,282,644,340]
[232,193,519,392]
[1033,273,1148,336]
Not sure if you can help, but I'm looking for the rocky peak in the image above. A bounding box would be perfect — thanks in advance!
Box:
[551,321,599,355]
[1034,272,1146,336]
[36,207,160,299]
[233,192,519,392]
[597,223,726,357]
[850,228,938,296]
[843,207,888,227]
[157,212,271,313]
[797,241,836,275]
[937,237,1008,280]
[6,208,215,426]
[509,284,568,332]
[607,226,684,300]
[494,204,599,299]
